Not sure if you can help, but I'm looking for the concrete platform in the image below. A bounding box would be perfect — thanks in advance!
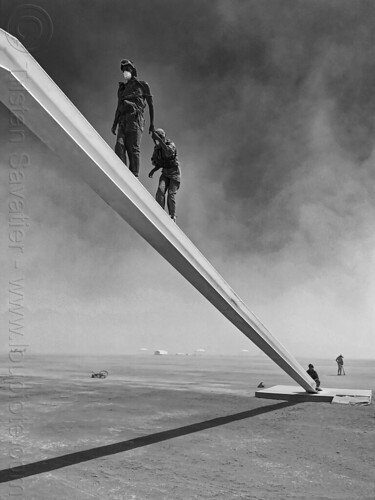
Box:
[255,385,372,404]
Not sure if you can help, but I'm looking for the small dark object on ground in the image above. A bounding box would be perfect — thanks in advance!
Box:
[91,370,109,379]
[257,382,265,388]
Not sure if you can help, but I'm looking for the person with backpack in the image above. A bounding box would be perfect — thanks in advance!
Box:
[111,59,155,177]
[148,128,181,222]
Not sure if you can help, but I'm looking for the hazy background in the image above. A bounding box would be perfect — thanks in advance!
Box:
[1,0,375,359]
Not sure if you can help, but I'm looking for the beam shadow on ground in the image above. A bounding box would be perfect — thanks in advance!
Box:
[0,401,298,483]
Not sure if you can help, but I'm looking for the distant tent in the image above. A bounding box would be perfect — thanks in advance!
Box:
[194,349,206,355]
[154,350,168,355]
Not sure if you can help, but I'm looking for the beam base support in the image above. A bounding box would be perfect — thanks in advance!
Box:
[255,385,372,404]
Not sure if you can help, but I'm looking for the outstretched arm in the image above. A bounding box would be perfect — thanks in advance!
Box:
[148,165,161,178]
[146,95,154,134]
[142,81,154,133]
[151,130,175,158]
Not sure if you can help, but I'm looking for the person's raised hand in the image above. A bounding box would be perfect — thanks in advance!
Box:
[151,130,162,143]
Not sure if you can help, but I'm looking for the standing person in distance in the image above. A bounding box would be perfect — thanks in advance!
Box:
[335,354,345,375]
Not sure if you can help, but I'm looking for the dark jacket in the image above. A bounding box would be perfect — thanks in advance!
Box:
[113,78,152,132]
[307,368,319,381]
[151,140,181,182]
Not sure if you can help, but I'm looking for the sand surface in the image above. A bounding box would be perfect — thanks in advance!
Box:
[0,355,374,499]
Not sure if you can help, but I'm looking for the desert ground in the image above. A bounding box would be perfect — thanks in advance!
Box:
[0,354,374,499]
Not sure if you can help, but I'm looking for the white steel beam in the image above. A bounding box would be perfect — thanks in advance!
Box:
[0,29,316,393]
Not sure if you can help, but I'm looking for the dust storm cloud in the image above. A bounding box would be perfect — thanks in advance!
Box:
[1,0,374,357]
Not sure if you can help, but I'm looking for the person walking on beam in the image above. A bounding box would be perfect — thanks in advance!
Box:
[111,59,155,177]
[148,128,181,222]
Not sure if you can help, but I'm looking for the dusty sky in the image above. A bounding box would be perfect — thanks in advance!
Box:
[1,0,375,360]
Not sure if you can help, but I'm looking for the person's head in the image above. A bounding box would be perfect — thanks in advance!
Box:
[155,128,166,140]
[120,59,137,80]
[308,364,314,369]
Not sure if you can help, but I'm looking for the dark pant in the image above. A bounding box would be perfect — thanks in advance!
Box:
[156,175,180,217]
[115,121,142,177]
